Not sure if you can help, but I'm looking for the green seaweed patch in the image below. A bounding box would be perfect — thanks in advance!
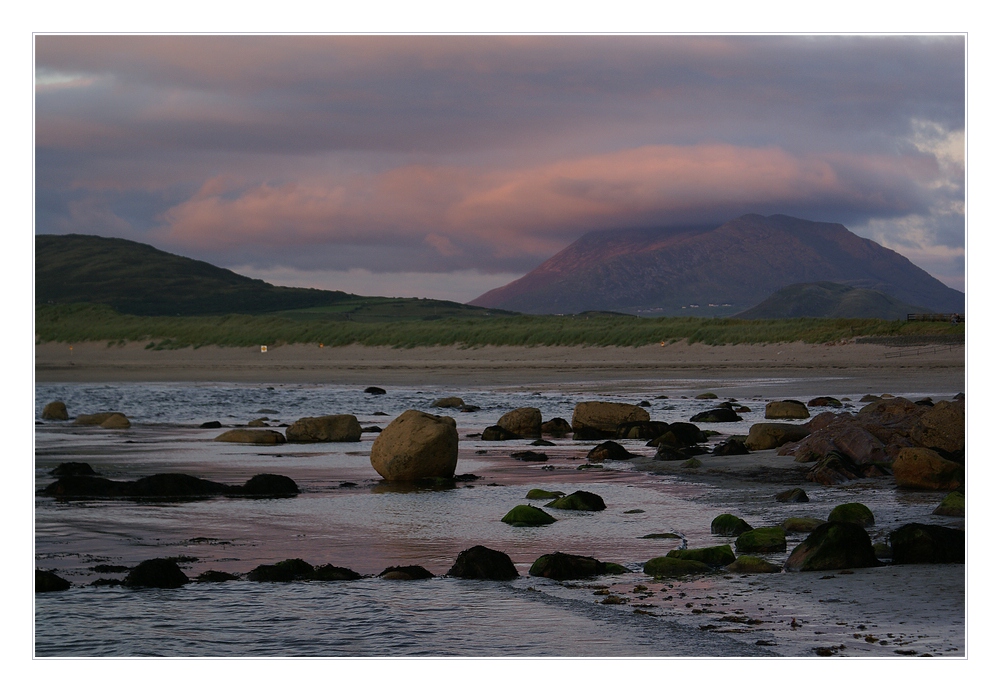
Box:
[735,526,787,553]
[932,491,964,517]
[666,545,735,567]
[643,556,711,577]
[640,532,682,539]
[681,458,702,468]
[526,488,565,500]
[711,513,753,536]
[501,504,556,526]
[828,502,875,527]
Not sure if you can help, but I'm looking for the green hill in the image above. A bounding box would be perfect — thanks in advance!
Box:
[35,234,511,321]
[733,281,931,320]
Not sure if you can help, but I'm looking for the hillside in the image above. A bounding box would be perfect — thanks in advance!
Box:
[35,234,509,320]
[732,282,931,320]
[470,214,965,317]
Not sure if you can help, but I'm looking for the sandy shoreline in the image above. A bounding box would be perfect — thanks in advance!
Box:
[35,341,965,396]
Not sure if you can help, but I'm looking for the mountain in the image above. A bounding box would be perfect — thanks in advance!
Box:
[35,234,509,320]
[469,214,965,317]
[732,282,931,320]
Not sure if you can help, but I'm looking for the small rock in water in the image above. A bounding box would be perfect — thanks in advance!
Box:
[364,387,387,395]
[199,420,222,429]
[511,451,549,462]
[379,565,434,580]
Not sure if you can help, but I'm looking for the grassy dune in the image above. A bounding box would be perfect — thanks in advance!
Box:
[36,304,965,349]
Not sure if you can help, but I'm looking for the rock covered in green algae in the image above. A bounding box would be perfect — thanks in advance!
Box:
[735,527,787,553]
[528,552,626,580]
[784,522,881,572]
[781,517,825,533]
[545,490,606,511]
[932,491,964,517]
[711,513,753,536]
[889,523,964,564]
[724,556,782,573]
[525,489,564,500]
[447,545,519,581]
[501,504,556,526]
[828,502,875,526]
[643,556,711,577]
[666,545,736,567]
[775,488,809,503]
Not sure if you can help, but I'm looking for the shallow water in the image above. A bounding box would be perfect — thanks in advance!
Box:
[34,381,965,657]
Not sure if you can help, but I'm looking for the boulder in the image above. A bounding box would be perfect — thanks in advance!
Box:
[431,397,465,408]
[587,441,637,461]
[765,400,810,419]
[746,423,811,450]
[195,570,240,583]
[691,408,742,423]
[240,474,300,497]
[248,558,315,582]
[199,421,222,428]
[41,401,69,421]
[98,412,131,429]
[648,422,707,448]
[525,489,564,500]
[50,462,97,477]
[724,556,782,574]
[783,522,881,572]
[712,439,750,456]
[313,565,363,581]
[497,408,542,439]
[541,417,573,437]
[571,401,649,436]
[370,410,458,481]
[808,396,843,408]
[501,505,556,526]
[735,527,787,553]
[794,422,889,467]
[447,545,519,580]
[665,545,735,567]
[889,523,964,564]
[654,445,704,461]
[365,386,387,395]
[40,472,298,499]
[511,451,548,462]
[616,420,671,440]
[73,411,124,426]
[529,552,623,580]
[775,488,809,503]
[214,429,286,445]
[932,491,965,517]
[711,513,753,536]
[286,415,362,443]
[892,447,963,491]
[828,502,875,526]
[909,400,964,457]
[806,451,870,486]
[36,569,72,592]
[379,565,434,580]
[695,392,718,399]
[781,517,825,533]
[123,558,190,588]
[247,418,269,427]
[545,490,606,511]
[481,425,520,441]
[643,557,711,577]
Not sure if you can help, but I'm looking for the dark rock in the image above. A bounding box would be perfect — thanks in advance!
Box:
[90,578,123,587]
[501,505,556,526]
[511,451,549,462]
[214,429,286,444]
[482,425,521,441]
[654,444,707,461]
[526,488,564,499]
[447,545,518,580]
[40,472,298,500]
[461,405,481,413]
[199,421,222,428]
[638,400,651,407]
[781,517,825,533]
[530,438,556,446]
[572,425,609,441]
[615,420,671,440]
[248,558,315,582]
[691,408,742,423]
[50,462,97,477]
[123,558,190,588]
[90,564,129,573]
[639,532,680,539]
[528,552,620,580]
[695,392,718,399]
[497,407,542,439]
[431,397,465,408]
[735,527,787,553]
[806,451,867,485]
[365,386,387,395]
[313,564,363,581]
[256,408,279,414]
[129,474,230,497]
[362,426,383,433]
[240,474,300,497]
[42,401,69,420]
[776,488,809,503]
[541,417,573,437]
[379,565,434,580]
[647,422,707,447]
[195,570,239,583]
[587,440,637,461]
[725,556,782,573]
[808,397,843,408]
[932,491,964,517]
[666,545,736,567]
[711,513,753,536]
[643,557,711,577]
[889,523,964,564]
[784,522,881,572]
[712,438,750,456]
[545,490,606,511]
[828,502,875,526]
[36,569,71,592]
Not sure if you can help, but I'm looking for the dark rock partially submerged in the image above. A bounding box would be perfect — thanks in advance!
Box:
[40,472,299,500]
[36,569,71,592]
[711,513,753,537]
[545,490,606,511]
[195,570,240,583]
[49,462,97,477]
[691,408,742,423]
[379,565,434,580]
[123,558,190,588]
[528,552,626,580]
[890,523,964,564]
[447,545,519,580]
[501,505,556,526]
[784,522,881,572]
[587,441,637,461]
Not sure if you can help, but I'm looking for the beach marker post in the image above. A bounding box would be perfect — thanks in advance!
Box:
[261,345,267,353]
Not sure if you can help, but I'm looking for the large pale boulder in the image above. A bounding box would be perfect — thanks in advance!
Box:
[74,412,124,426]
[370,410,458,481]
[910,400,964,456]
[571,401,649,435]
[41,401,69,420]
[892,447,963,491]
[214,429,286,445]
[286,415,362,442]
[100,413,131,429]
[765,400,810,419]
[496,407,542,439]
[746,423,810,450]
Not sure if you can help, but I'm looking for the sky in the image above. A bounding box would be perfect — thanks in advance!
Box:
[34,34,966,301]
